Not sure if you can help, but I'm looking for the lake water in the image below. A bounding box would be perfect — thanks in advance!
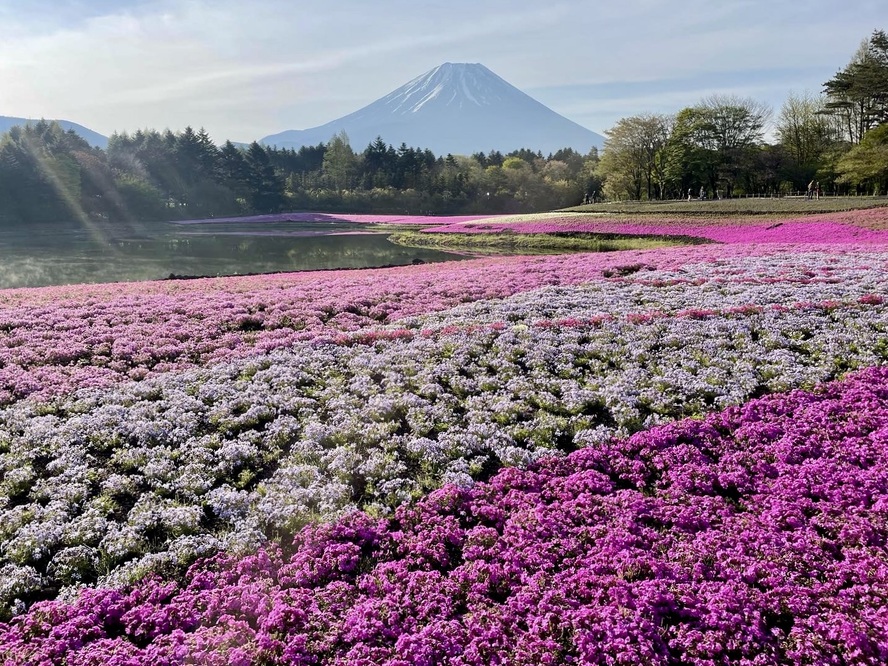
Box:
[0,220,461,289]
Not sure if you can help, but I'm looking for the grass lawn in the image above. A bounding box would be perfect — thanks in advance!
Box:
[388,230,699,254]
[562,195,888,217]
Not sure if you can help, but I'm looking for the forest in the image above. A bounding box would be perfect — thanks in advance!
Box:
[0,29,885,224]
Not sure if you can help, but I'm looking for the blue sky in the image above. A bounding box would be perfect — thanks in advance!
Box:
[0,0,881,144]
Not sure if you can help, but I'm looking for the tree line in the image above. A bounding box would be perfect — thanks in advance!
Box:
[0,29,885,225]
[0,121,600,225]
[598,29,888,200]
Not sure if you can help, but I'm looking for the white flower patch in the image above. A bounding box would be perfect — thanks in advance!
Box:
[99,524,149,561]
[206,485,256,523]
[46,545,99,585]
[0,563,42,610]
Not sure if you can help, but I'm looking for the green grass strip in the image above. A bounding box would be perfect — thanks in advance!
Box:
[388,231,698,254]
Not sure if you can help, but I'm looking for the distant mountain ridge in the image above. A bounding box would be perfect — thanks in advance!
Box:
[261,63,604,156]
[0,116,108,149]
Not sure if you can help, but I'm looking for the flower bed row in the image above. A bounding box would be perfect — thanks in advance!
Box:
[0,251,645,403]
[0,245,884,403]
[421,212,888,244]
[0,249,688,404]
[2,258,888,616]
[2,365,886,664]
[398,251,888,331]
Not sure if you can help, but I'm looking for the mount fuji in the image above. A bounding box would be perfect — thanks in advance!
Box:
[261,63,603,156]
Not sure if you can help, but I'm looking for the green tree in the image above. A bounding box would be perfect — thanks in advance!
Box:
[108,129,181,205]
[579,148,603,201]
[598,114,671,200]
[822,30,888,143]
[776,91,837,187]
[662,98,770,197]
[835,122,888,193]
[549,148,586,180]
[245,142,286,212]
[322,131,357,192]
[361,137,396,189]
[662,107,712,198]
[115,174,167,220]
[173,126,224,214]
[501,156,541,207]
[697,95,772,195]
[218,141,251,209]
[71,148,124,221]
[0,121,90,223]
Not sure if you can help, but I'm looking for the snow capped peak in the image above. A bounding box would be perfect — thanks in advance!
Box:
[379,62,514,114]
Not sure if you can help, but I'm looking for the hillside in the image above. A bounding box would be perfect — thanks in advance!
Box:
[0,116,108,148]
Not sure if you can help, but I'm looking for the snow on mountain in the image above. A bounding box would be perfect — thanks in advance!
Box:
[261,63,603,156]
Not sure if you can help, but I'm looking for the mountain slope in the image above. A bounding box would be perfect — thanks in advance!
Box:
[0,116,108,148]
[261,63,603,155]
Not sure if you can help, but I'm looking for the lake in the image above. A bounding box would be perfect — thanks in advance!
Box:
[0,220,461,289]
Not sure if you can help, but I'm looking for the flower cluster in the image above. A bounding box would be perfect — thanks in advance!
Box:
[2,366,887,664]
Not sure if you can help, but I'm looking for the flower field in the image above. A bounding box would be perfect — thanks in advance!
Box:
[419,211,888,244]
[1,212,888,664]
[0,242,835,404]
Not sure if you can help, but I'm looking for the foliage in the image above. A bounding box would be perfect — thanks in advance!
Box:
[776,91,837,185]
[0,122,604,223]
[590,28,885,199]
[0,121,96,223]
[656,97,772,198]
[322,131,358,192]
[835,122,888,193]
[244,141,286,212]
[822,29,888,143]
[597,114,671,201]
[565,196,888,216]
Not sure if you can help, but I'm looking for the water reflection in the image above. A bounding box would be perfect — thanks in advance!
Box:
[0,221,461,289]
